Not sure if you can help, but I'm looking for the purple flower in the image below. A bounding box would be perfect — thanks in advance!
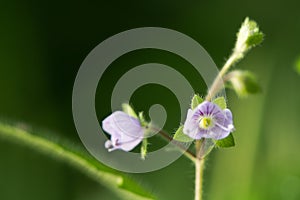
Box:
[102,111,144,152]
[183,101,234,140]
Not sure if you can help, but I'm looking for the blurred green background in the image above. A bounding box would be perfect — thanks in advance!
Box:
[1,0,300,200]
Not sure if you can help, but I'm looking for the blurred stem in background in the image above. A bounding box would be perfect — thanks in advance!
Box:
[0,123,156,200]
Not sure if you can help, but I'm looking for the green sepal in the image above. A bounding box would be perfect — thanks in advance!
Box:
[173,125,194,143]
[122,103,138,119]
[235,17,264,53]
[213,96,227,110]
[141,139,148,160]
[246,31,264,47]
[138,112,148,127]
[191,94,204,110]
[215,133,235,148]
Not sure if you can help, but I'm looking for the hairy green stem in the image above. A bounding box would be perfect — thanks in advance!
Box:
[151,127,196,162]
[195,158,205,200]
[195,49,241,200]
[194,140,205,200]
[193,51,240,198]
[196,17,263,200]
[205,51,241,101]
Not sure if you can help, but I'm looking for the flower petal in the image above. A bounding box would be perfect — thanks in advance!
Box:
[116,136,143,152]
[183,101,235,140]
[210,125,231,140]
[183,109,199,138]
[224,109,234,127]
[102,111,143,139]
[196,101,223,116]
[102,111,144,152]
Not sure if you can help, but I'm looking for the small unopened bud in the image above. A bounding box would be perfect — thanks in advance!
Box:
[234,18,264,57]
[227,70,261,97]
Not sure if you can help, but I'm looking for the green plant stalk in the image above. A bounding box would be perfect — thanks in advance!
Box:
[205,51,241,101]
[0,122,155,200]
[195,41,243,200]
[157,129,196,162]
[149,126,197,162]
[194,140,205,200]
[195,158,205,200]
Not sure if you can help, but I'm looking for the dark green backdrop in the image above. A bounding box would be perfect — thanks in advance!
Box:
[1,0,300,199]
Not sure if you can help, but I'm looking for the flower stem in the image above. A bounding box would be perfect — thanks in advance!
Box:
[197,52,239,198]
[205,51,241,101]
[195,140,205,200]
[194,18,264,200]
[150,127,196,162]
[195,50,240,200]
[158,129,197,162]
[195,158,205,200]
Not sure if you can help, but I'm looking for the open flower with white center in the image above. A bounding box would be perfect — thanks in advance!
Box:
[183,101,234,140]
[102,111,144,152]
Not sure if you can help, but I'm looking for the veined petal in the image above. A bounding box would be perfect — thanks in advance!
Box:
[102,111,144,152]
[103,111,143,139]
[183,109,199,137]
[224,109,233,127]
[183,101,235,140]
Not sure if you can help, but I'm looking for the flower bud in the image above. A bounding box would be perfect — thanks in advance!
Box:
[234,18,264,57]
[227,70,261,97]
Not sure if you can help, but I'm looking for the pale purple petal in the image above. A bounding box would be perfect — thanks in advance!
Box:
[216,109,234,136]
[103,111,143,138]
[224,109,233,127]
[196,101,223,116]
[183,101,234,140]
[102,111,144,152]
[209,125,230,140]
[194,129,209,139]
[183,109,200,139]
[114,136,143,152]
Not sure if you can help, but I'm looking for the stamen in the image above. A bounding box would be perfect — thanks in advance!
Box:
[214,122,234,132]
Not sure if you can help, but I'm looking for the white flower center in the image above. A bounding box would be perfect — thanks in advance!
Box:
[199,117,214,129]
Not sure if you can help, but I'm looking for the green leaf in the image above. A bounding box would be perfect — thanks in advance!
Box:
[0,122,155,200]
[173,125,194,142]
[213,96,227,109]
[191,94,204,109]
[141,139,148,160]
[227,70,261,97]
[246,31,264,47]
[122,103,138,119]
[215,133,235,148]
